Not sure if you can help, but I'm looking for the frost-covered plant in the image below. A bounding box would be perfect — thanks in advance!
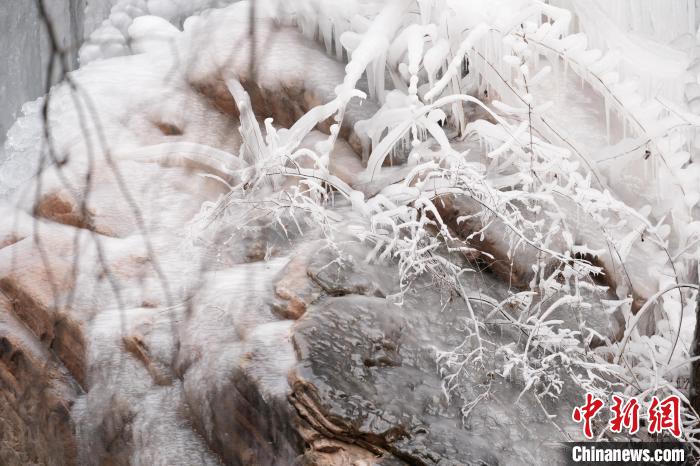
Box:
[135,0,699,445]
[5,0,700,457]
[277,0,698,441]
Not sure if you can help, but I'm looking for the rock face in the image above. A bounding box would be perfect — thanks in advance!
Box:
[0,293,80,466]
[0,0,87,149]
[0,6,606,464]
[0,187,593,466]
[287,244,583,466]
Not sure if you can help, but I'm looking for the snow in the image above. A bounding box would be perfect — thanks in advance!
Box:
[2,0,700,456]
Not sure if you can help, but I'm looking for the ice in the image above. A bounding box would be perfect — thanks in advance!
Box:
[80,0,242,64]
[0,0,85,150]
[2,0,700,461]
[571,1,691,104]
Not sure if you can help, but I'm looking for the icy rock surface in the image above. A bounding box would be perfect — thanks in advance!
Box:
[1,0,682,464]
[0,5,386,463]
[0,0,246,178]
[0,0,86,150]
[290,241,584,465]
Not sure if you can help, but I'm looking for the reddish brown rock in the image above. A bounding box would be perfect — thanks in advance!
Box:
[0,223,165,389]
[273,244,323,320]
[293,424,388,466]
[34,189,95,232]
[0,231,87,387]
[122,334,172,386]
[22,157,227,238]
[0,294,80,466]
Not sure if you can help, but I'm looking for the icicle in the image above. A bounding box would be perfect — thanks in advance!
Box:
[226,78,267,165]
[338,0,410,99]
[334,22,344,60]
[604,95,611,143]
[424,39,449,87]
[424,23,489,101]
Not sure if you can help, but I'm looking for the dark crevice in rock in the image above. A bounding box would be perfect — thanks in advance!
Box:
[155,121,184,136]
[94,397,136,465]
[434,195,530,290]
[185,366,305,466]
[305,243,394,299]
[122,334,173,386]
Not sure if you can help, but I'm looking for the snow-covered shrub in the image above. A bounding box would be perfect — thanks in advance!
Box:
[6,0,700,448]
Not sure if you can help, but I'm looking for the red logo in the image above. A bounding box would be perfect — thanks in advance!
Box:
[609,395,640,434]
[572,393,604,439]
[572,394,682,439]
[648,395,682,438]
